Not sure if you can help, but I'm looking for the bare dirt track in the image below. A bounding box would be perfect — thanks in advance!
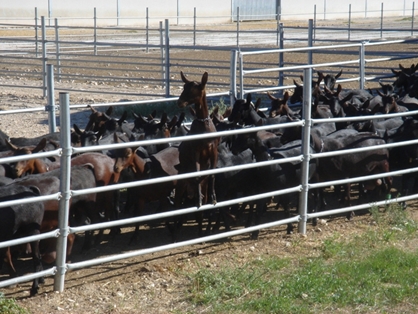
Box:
[1,20,418,313]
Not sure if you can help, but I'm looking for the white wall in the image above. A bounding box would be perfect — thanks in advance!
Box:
[0,0,415,26]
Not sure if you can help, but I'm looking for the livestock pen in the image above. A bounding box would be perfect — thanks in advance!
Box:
[1,38,418,297]
[1,15,418,302]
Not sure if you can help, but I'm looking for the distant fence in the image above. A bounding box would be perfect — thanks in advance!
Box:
[0,1,416,26]
[0,16,417,104]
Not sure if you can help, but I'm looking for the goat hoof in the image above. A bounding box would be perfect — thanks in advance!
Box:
[30,286,39,296]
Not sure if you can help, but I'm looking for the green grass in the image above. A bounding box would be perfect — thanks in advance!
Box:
[188,203,418,313]
[0,293,29,314]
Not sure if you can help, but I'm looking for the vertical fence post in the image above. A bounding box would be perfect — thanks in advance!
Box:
[41,16,47,98]
[365,0,368,18]
[308,19,313,65]
[359,41,366,89]
[54,18,61,82]
[146,8,149,53]
[177,0,180,25]
[53,92,72,292]
[298,67,312,235]
[348,4,351,41]
[324,0,326,20]
[117,0,120,26]
[193,7,197,47]
[278,23,284,90]
[238,51,244,99]
[35,7,39,57]
[159,21,164,84]
[380,3,384,38]
[230,50,238,105]
[164,19,170,98]
[94,8,97,55]
[412,2,415,36]
[313,5,317,43]
[46,64,57,133]
[236,7,240,48]
[276,6,280,46]
[48,0,52,26]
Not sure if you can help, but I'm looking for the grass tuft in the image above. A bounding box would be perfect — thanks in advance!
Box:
[0,293,29,314]
[188,205,418,313]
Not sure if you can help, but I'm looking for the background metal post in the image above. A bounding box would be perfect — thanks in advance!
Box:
[380,2,384,38]
[308,19,313,65]
[278,23,284,91]
[94,8,97,55]
[359,42,366,89]
[238,51,244,99]
[46,64,57,133]
[230,50,238,105]
[54,18,61,82]
[53,92,72,292]
[35,7,39,57]
[193,7,197,47]
[348,4,351,41]
[146,8,149,53]
[164,19,170,98]
[41,16,47,98]
[236,7,240,48]
[298,68,312,234]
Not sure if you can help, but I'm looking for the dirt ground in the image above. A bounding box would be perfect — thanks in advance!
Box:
[1,22,418,313]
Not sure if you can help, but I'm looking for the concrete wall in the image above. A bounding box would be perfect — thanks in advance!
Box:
[0,0,415,26]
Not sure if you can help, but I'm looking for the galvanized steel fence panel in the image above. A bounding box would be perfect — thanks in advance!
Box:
[1,33,418,293]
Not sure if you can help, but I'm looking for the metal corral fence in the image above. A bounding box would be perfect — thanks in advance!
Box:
[0,14,417,101]
[1,41,418,293]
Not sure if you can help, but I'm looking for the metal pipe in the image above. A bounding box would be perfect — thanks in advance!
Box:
[159,20,164,87]
[313,5,317,42]
[67,214,300,271]
[53,92,72,292]
[41,16,47,98]
[230,49,238,104]
[35,7,39,57]
[298,68,312,234]
[238,51,244,99]
[278,23,284,89]
[54,18,61,82]
[308,19,313,64]
[46,64,57,133]
[193,7,197,47]
[412,2,415,37]
[380,2,384,38]
[94,7,97,55]
[117,0,120,26]
[359,41,366,89]
[237,7,240,48]
[348,4,351,41]
[164,19,170,98]
[146,7,149,53]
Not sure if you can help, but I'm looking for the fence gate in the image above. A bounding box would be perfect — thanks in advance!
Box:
[232,0,280,21]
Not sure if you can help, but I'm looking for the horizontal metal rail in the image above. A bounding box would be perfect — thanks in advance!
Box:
[67,214,300,271]
[0,267,57,289]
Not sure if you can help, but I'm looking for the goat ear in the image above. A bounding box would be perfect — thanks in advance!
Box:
[201,72,208,89]
[118,111,128,125]
[88,104,98,114]
[32,138,47,153]
[267,91,276,101]
[105,106,113,116]
[73,124,82,135]
[6,139,19,151]
[180,71,190,84]
[335,69,343,79]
